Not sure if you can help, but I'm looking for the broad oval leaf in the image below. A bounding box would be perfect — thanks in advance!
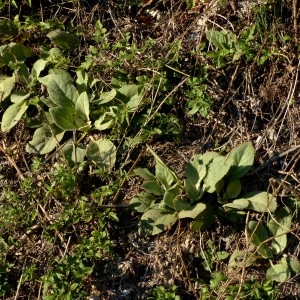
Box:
[61,142,86,168]
[140,205,177,235]
[142,181,163,196]
[228,250,258,271]
[0,74,15,101]
[26,124,64,155]
[129,192,156,213]
[268,207,292,255]
[266,264,291,283]
[86,139,116,170]
[47,30,79,50]
[178,202,206,219]
[39,70,78,108]
[134,168,156,181]
[246,191,277,213]
[93,89,117,105]
[49,106,78,131]
[247,220,273,258]
[75,91,90,122]
[1,99,29,132]
[226,142,255,180]
[225,179,242,199]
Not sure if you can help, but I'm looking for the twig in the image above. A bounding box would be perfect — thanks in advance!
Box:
[249,145,300,175]
[0,142,25,181]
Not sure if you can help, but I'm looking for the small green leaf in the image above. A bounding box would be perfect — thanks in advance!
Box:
[1,99,29,131]
[94,113,114,130]
[266,264,291,283]
[31,59,47,79]
[10,91,30,103]
[147,145,177,188]
[247,220,273,258]
[86,139,116,170]
[0,43,34,67]
[47,30,79,50]
[163,181,181,209]
[93,89,117,105]
[228,250,257,270]
[288,257,300,274]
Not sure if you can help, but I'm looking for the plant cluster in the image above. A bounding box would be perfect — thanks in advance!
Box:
[0,0,299,298]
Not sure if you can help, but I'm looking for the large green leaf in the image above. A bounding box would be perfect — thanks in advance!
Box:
[39,70,78,108]
[185,155,207,188]
[0,75,15,101]
[226,142,254,180]
[47,30,79,50]
[247,220,273,258]
[140,205,177,235]
[178,202,207,219]
[134,168,156,181]
[49,106,78,131]
[142,181,163,196]
[129,192,156,213]
[204,155,231,193]
[268,207,292,255]
[26,124,64,154]
[224,191,277,213]
[1,98,29,132]
[86,139,116,170]
[61,142,86,168]
[0,43,34,67]
[266,263,291,283]
[92,89,117,105]
[75,91,90,123]
[228,250,258,270]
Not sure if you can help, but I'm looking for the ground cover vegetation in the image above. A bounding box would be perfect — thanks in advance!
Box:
[0,0,299,299]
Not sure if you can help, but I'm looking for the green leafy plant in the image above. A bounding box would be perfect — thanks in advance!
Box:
[130,142,270,235]
[148,285,181,300]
